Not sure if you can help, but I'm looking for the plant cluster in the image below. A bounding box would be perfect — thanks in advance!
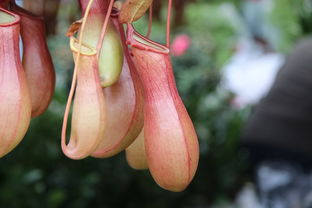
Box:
[0,0,200,192]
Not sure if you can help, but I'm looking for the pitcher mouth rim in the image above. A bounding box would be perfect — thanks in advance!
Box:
[126,24,170,55]
[0,8,20,27]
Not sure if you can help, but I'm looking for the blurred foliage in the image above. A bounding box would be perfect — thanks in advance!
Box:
[294,0,312,34]
[268,0,302,52]
[0,0,311,207]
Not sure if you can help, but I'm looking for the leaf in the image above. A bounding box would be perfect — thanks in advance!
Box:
[119,0,153,23]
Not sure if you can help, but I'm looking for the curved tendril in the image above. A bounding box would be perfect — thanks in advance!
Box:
[146,3,153,38]
[166,0,172,48]
[96,0,114,59]
[61,0,94,154]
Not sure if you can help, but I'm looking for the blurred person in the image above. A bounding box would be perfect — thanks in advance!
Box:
[222,38,284,108]
[222,0,286,108]
[241,37,312,208]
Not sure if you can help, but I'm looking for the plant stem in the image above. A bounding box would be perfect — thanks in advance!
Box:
[62,0,94,148]
[96,0,114,58]
[147,3,153,38]
[166,0,172,48]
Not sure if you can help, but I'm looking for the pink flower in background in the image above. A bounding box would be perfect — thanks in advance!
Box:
[171,34,191,56]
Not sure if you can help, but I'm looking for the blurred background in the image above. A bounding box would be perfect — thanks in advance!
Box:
[2,0,312,207]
